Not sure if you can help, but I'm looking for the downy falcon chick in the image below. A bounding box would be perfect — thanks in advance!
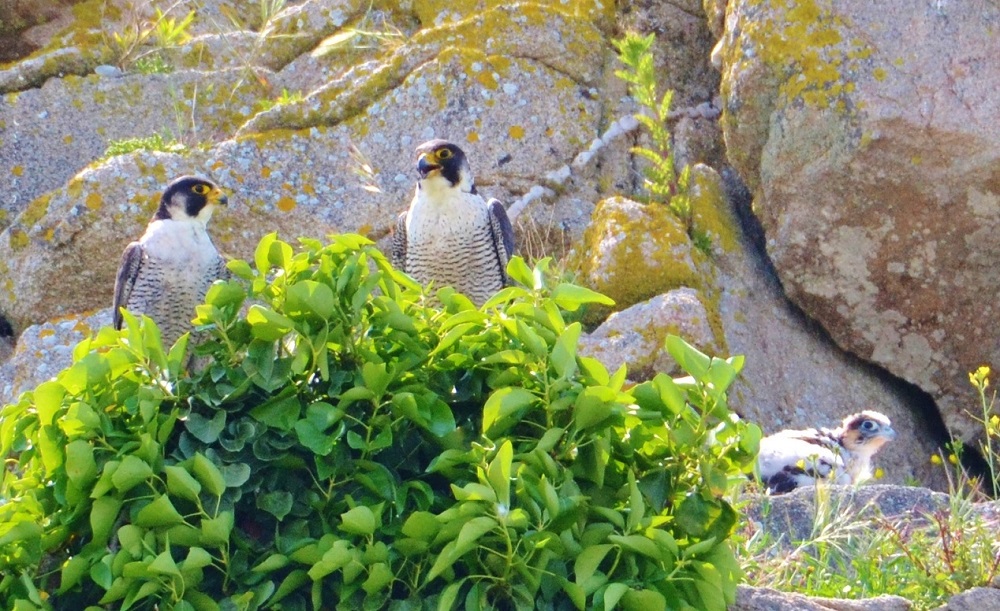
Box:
[391,139,515,306]
[113,175,228,347]
[757,410,897,494]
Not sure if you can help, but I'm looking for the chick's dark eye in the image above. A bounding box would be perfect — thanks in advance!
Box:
[437,149,453,160]
[861,421,876,431]
[192,184,210,195]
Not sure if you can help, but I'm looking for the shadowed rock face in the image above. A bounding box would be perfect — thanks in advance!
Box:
[0,0,83,63]
[716,0,1000,444]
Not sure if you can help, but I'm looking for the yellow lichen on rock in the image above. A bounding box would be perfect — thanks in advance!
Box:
[741,0,872,110]
[688,165,740,254]
[575,196,705,313]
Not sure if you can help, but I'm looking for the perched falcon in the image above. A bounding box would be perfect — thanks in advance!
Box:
[391,139,515,306]
[113,175,228,347]
[756,410,897,494]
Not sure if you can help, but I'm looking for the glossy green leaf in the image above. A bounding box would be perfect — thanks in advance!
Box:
[574,544,613,586]
[340,506,376,536]
[486,441,512,507]
[192,453,226,497]
[362,562,393,595]
[482,387,536,437]
[65,439,97,489]
[201,512,234,546]
[665,334,711,380]
[90,496,122,546]
[33,381,65,426]
[134,495,185,528]
[286,280,335,319]
[246,305,295,341]
[551,283,614,311]
[622,588,666,611]
[148,549,181,576]
[252,554,289,573]
[551,323,582,378]
[0,521,42,547]
[603,583,630,611]
[258,490,294,521]
[186,410,226,443]
[165,465,203,502]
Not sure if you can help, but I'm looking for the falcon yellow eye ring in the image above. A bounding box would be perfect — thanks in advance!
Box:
[437,149,453,160]
[192,184,211,195]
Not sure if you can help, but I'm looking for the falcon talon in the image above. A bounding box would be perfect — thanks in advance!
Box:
[756,410,897,494]
[391,139,516,306]
[113,175,229,347]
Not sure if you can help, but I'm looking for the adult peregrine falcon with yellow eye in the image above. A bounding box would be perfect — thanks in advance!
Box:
[391,139,515,306]
[113,175,228,347]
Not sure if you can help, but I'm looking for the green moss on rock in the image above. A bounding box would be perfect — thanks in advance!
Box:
[575,196,704,312]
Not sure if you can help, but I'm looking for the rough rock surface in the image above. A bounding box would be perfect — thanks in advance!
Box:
[715,0,1000,442]
[578,287,716,380]
[0,307,109,402]
[573,195,707,316]
[733,586,911,611]
[938,588,1000,611]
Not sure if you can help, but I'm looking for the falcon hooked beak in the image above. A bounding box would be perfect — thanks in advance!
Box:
[207,185,229,207]
[415,142,468,189]
[416,152,441,178]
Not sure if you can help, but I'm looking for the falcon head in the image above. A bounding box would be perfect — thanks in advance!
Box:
[414,139,475,193]
[153,175,228,224]
[838,410,896,455]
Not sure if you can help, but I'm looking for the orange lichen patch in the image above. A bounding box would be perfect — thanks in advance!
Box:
[508,125,525,140]
[466,131,480,143]
[39,328,55,339]
[63,135,74,144]
[872,67,887,81]
[85,192,103,210]
[261,166,272,178]
[12,166,24,177]
[276,196,296,212]
[72,320,92,334]
[211,160,226,172]
[303,184,316,196]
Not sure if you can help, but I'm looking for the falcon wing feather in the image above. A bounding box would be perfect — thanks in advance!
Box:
[113,242,144,330]
[391,211,409,272]
[487,199,515,283]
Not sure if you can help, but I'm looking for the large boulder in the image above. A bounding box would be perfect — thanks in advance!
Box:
[715,0,1000,442]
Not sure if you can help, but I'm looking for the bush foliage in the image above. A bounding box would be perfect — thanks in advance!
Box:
[0,234,760,610]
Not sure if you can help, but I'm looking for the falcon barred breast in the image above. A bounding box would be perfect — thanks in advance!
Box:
[391,139,515,306]
[756,410,897,494]
[112,175,228,347]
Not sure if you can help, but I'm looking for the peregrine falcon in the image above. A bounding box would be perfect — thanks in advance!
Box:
[756,410,897,494]
[390,139,515,306]
[113,175,228,347]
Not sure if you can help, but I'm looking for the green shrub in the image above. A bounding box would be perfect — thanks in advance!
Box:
[0,234,760,610]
